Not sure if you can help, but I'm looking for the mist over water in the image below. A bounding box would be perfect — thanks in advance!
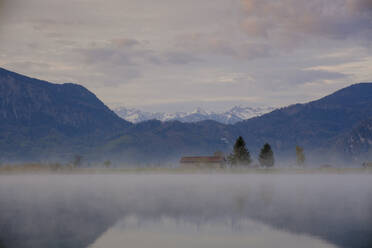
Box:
[90,216,338,248]
[0,174,371,248]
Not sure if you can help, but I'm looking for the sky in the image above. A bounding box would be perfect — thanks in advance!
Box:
[0,0,371,112]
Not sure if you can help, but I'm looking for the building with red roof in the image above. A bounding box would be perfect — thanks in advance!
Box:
[180,152,226,168]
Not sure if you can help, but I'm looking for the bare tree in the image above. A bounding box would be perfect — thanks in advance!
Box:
[72,155,82,168]
[296,146,305,167]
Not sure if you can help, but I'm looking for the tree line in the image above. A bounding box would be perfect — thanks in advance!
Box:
[227,136,305,167]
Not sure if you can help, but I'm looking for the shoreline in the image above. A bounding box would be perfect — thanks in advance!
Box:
[0,167,371,175]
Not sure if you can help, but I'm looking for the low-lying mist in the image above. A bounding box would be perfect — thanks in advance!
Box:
[0,174,371,248]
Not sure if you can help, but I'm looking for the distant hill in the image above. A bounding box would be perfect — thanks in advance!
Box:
[233,83,372,157]
[102,119,234,163]
[109,83,372,164]
[0,67,371,165]
[114,106,275,124]
[0,67,131,161]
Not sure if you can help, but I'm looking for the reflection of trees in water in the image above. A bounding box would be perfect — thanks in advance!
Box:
[0,204,114,248]
[258,183,275,206]
[235,182,372,248]
[0,240,6,248]
[92,216,338,248]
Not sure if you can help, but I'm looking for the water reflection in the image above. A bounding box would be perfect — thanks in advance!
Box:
[90,216,338,248]
[0,174,371,248]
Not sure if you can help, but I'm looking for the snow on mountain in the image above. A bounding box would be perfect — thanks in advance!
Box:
[113,107,167,123]
[224,106,275,120]
[114,106,275,124]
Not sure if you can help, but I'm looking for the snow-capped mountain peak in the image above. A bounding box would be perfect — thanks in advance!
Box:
[225,106,275,120]
[190,107,210,115]
[114,106,274,124]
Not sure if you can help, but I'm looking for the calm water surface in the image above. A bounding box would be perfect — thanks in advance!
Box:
[90,216,338,248]
[0,174,371,248]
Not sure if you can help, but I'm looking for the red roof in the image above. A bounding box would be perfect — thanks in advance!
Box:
[180,156,226,163]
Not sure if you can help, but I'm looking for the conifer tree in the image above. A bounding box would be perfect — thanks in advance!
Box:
[104,160,111,168]
[259,143,274,167]
[228,136,252,166]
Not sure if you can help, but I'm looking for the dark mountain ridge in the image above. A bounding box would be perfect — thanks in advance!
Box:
[103,82,372,165]
[0,67,131,160]
[0,67,371,165]
[234,83,372,155]
[0,68,129,133]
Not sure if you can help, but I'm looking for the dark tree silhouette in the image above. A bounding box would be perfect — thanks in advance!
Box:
[259,143,274,168]
[228,136,252,166]
[104,160,111,168]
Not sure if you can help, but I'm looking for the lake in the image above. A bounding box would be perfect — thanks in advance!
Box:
[0,173,371,248]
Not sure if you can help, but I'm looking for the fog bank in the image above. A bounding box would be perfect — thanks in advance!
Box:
[0,174,371,248]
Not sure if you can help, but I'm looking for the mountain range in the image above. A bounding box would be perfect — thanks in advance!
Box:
[114,106,275,124]
[0,67,371,165]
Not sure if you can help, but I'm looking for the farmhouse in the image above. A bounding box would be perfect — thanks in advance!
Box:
[180,152,226,168]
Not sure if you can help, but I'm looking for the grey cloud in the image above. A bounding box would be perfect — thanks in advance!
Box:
[164,52,203,65]
[0,0,370,111]
[45,32,62,38]
[78,40,154,67]
[0,0,12,19]
[76,47,143,85]
[0,0,5,17]
[347,0,372,12]
[110,38,141,49]
[241,0,372,41]
[175,34,236,57]
[32,18,86,31]
[5,61,52,71]
[75,40,204,86]
[171,0,372,60]
[175,34,275,60]
[79,47,136,66]
[54,40,78,47]
[79,40,203,68]
[285,69,349,85]
[239,42,274,59]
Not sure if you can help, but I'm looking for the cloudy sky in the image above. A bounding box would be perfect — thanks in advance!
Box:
[0,0,371,112]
